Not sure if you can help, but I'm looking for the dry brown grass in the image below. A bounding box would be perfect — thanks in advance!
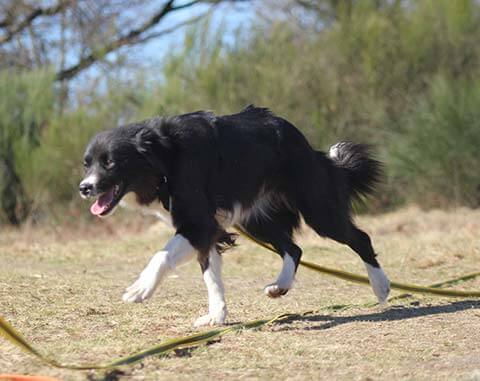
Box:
[1,206,480,380]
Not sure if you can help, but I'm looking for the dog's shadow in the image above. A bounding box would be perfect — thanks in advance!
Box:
[274,299,480,331]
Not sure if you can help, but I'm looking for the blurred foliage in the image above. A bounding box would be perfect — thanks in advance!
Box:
[1,0,480,224]
[0,68,55,223]
[390,76,480,208]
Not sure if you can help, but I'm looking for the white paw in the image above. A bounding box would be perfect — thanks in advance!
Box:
[122,263,164,303]
[122,273,159,303]
[194,312,226,327]
[122,252,169,303]
[365,264,390,304]
[264,284,289,298]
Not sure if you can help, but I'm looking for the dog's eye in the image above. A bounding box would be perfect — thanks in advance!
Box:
[105,159,115,169]
[83,160,90,168]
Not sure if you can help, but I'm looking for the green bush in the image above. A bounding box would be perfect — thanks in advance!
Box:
[0,69,55,223]
[390,76,480,207]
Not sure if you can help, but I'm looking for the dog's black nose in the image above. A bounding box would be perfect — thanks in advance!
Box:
[79,182,93,197]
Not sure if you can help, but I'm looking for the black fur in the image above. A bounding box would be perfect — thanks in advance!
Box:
[325,142,382,202]
[80,105,384,279]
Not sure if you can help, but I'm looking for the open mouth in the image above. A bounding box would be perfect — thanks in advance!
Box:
[90,183,125,217]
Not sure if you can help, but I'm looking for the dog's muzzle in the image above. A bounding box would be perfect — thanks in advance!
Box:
[79,180,94,199]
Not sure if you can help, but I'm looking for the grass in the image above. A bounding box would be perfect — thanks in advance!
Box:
[1,206,480,380]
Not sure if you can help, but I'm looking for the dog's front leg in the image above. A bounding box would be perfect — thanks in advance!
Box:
[122,234,195,303]
[194,249,227,327]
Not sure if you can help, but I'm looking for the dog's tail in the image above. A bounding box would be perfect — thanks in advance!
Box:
[326,142,383,202]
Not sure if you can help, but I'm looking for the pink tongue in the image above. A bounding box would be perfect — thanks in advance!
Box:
[90,188,115,216]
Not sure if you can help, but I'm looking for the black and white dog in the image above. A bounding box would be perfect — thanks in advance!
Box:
[79,105,390,326]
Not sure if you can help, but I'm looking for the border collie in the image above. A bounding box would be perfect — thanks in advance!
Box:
[79,105,390,327]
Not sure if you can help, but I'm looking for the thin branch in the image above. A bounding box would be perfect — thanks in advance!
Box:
[294,0,320,10]
[170,0,203,11]
[0,18,9,28]
[27,24,41,67]
[135,11,212,45]
[0,1,70,45]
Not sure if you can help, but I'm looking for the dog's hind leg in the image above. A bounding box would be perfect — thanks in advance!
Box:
[346,224,390,304]
[242,208,302,298]
[194,248,227,327]
[302,207,390,304]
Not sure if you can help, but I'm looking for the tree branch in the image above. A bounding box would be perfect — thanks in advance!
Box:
[56,0,178,81]
[170,0,202,11]
[135,10,212,45]
[56,0,222,81]
[0,18,9,28]
[0,1,70,45]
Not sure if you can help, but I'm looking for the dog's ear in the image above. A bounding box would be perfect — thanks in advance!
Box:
[134,127,170,174]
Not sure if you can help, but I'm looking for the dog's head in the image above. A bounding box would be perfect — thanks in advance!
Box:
[79,121,170,217]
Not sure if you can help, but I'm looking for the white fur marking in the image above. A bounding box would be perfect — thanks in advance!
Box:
[328,144,340,159]
[122,234,195,303]
[79,174,98,199]
[81,174,98,186]
[216,202,243,228]
[329,142,351,161]
[264,253,296,298]
[194,250,227,327]
[250,193,275,221]
[365,263,390,304]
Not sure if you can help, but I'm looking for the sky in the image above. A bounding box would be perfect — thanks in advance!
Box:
[144,1,257,55]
